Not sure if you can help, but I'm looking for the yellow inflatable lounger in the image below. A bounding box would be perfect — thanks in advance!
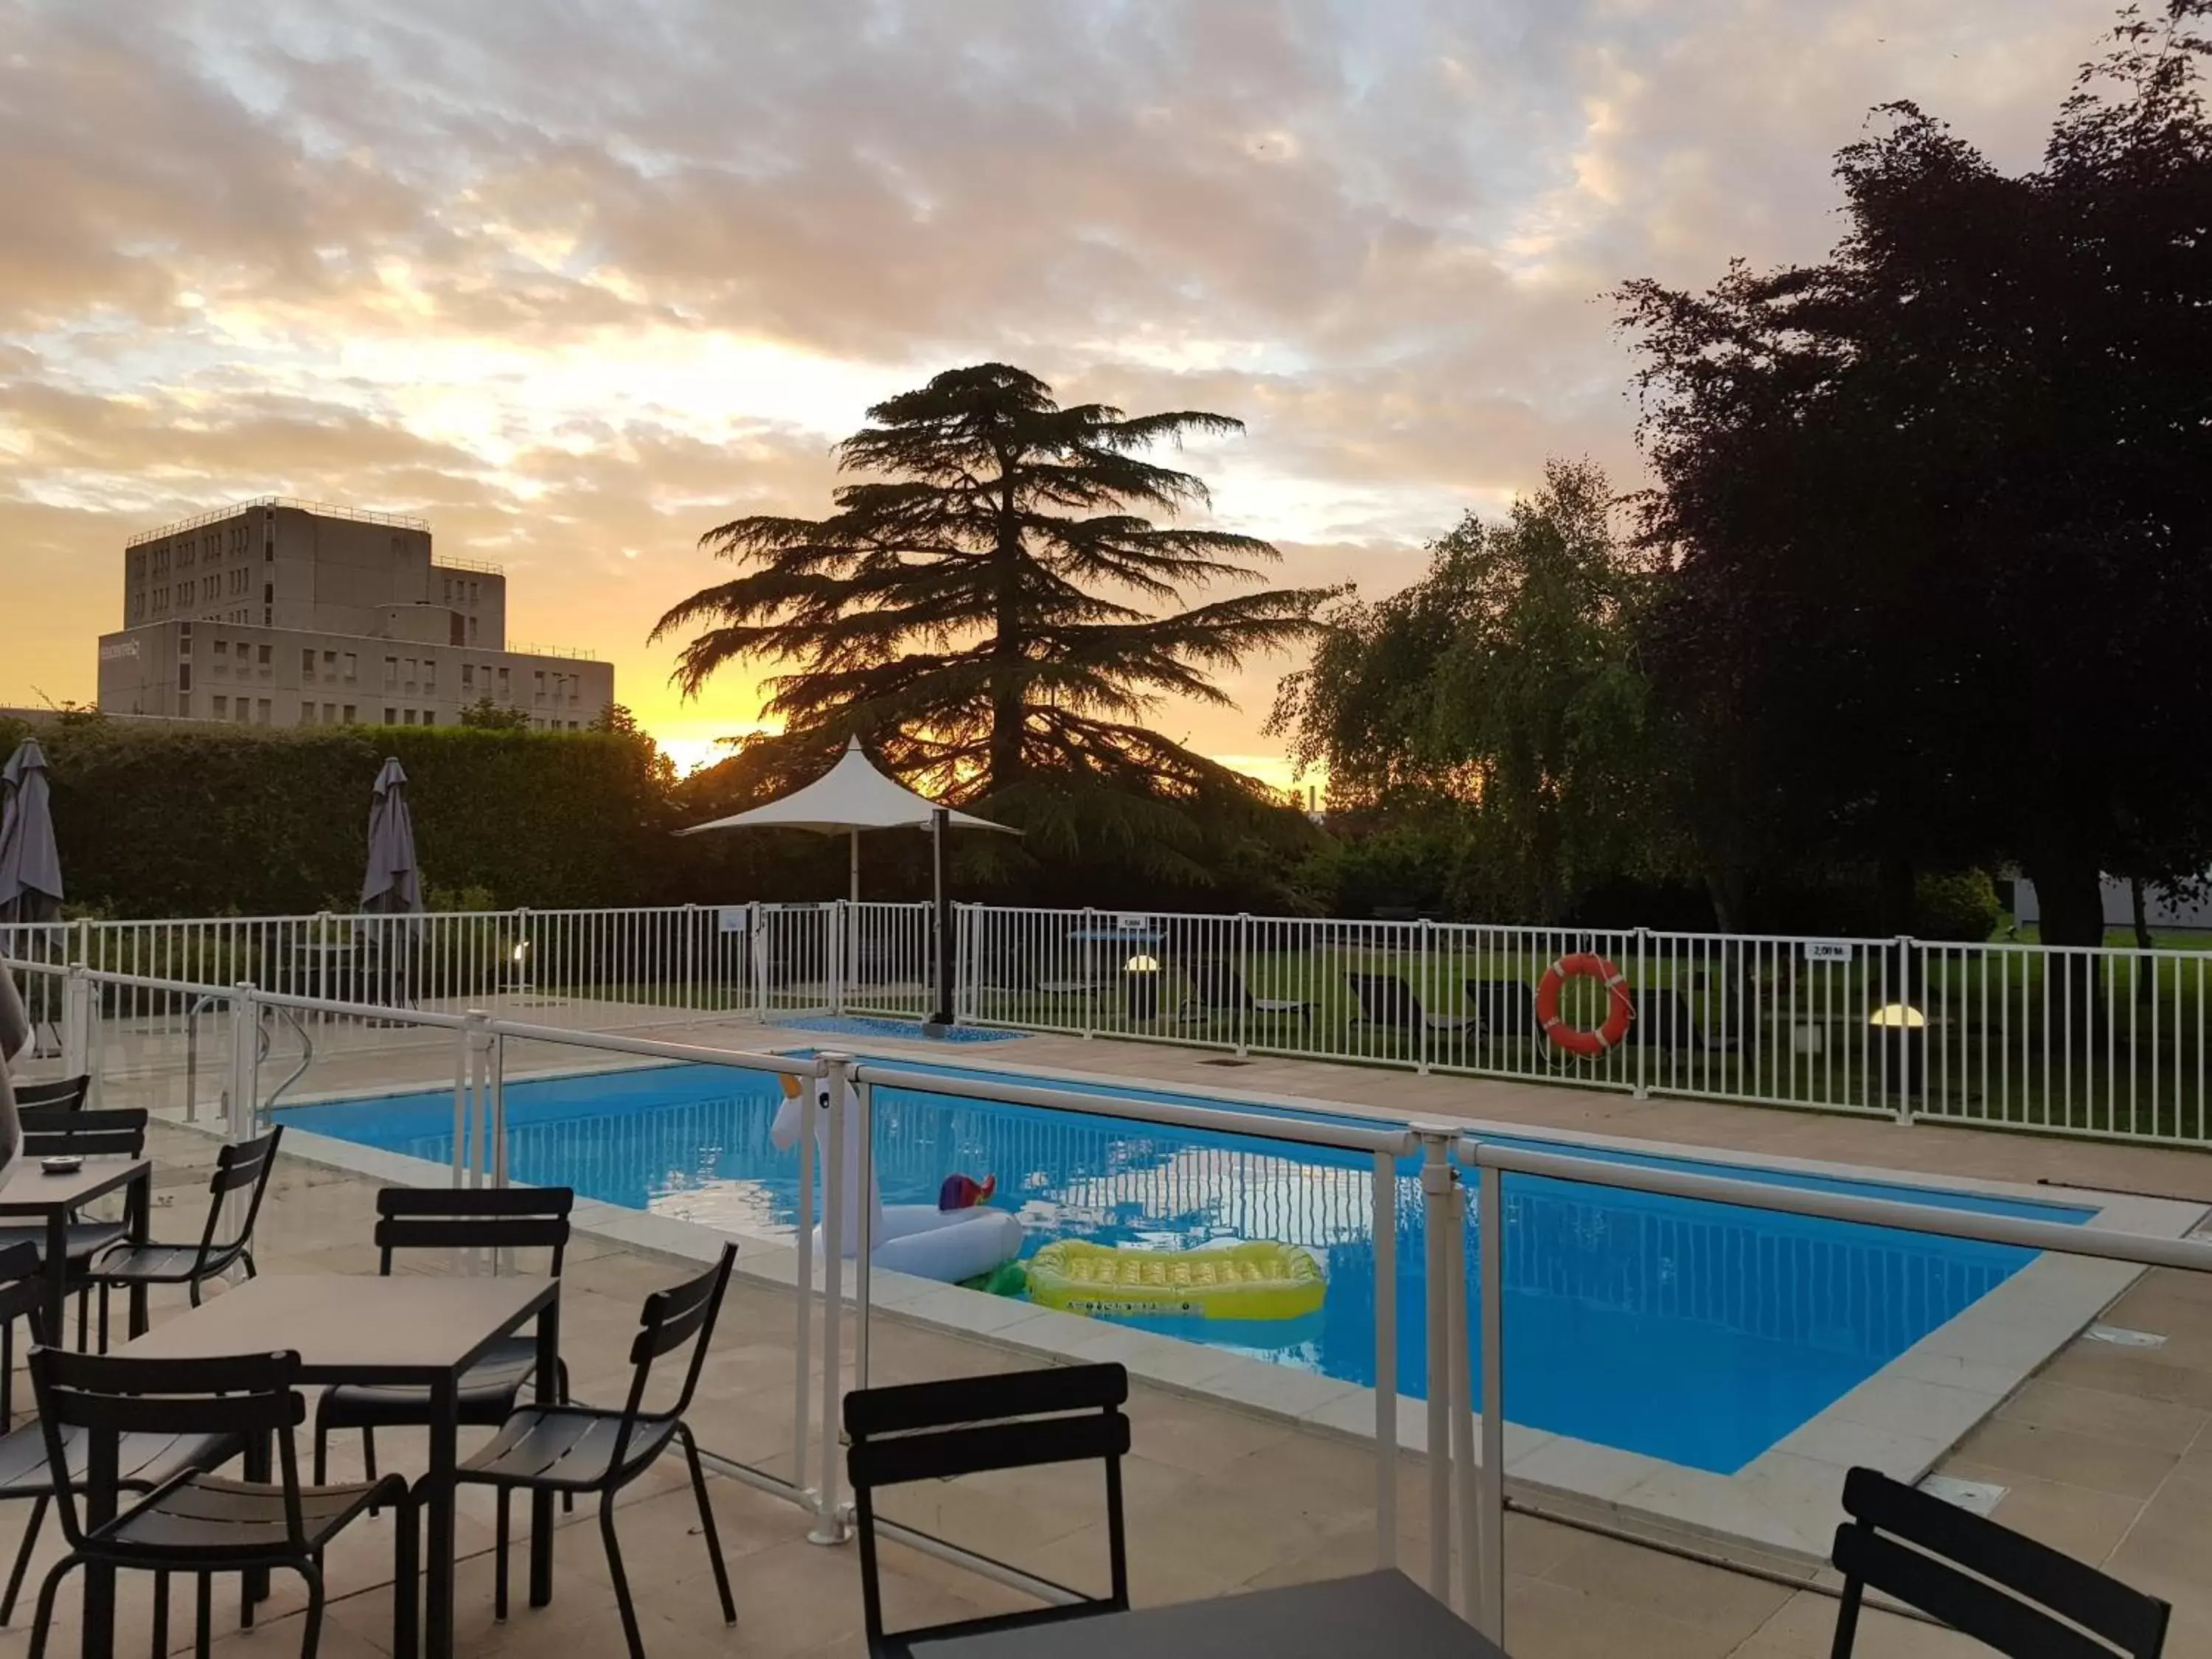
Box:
[1025,1239,1326,1321]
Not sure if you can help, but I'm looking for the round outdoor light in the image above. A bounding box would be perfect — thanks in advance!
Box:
[512,940,532,964]
[1867,1003,1926,1029]
[1124,953,1160,973]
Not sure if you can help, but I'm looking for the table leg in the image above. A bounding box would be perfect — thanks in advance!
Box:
[529,1299,560,1607]
[41,1210,66,1349]
[125,1171,150,1340]
[243,1430,271,1614]
[426,1377,459,1659]
[82,1427,119,1659]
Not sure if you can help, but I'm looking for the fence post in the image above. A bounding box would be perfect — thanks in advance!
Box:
[59,964,90,1079]
[1371,1147,1397,1571]
[452,1012,487,1190]
[830,901,846,1018]
[1476,1157,1506,1645]
[1894,934,1915,1127]
[1419,919,1433,1075]
[1632,928,1650,1099]
[1237,913,1252,1057]
[1445,1178,1478,1620]
[811,1052,854,1545]
[1418,1130,1456,1604]
[682,903,698,1009]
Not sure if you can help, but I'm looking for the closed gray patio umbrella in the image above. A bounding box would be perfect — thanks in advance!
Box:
[361,757,424,917]
[0,738,63,928]
[361,757,423,1007]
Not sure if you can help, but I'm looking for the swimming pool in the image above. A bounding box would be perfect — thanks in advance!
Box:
[278,1056,2090,1474]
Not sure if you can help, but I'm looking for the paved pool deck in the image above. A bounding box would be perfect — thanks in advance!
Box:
[35,1001,2212,1655]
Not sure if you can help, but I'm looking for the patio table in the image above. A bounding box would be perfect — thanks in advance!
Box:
[0,1154,150,1340]
[102,1273,560,1659]
[907,1569,1512,1659]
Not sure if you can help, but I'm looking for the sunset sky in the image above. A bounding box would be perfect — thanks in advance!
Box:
[0,1,2110,782]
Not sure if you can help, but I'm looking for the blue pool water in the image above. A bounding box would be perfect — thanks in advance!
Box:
[278,1057,2089,1473]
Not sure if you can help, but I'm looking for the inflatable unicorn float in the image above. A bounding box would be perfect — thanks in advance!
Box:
[771,1074,1023,1284]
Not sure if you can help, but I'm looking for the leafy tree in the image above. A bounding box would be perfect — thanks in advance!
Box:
[1270,461,1667,922]
[1618,0,2212,943]
[456,698,532,732]
[652,363,1327,889]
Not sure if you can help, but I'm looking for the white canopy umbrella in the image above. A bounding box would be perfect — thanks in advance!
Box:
[678,737,1017,1027]
[676,736,1017,902]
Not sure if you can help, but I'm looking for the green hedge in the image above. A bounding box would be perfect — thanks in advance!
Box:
[0,714,680,918]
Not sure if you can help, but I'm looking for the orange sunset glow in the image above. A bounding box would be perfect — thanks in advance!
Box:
[0,2,2104,786]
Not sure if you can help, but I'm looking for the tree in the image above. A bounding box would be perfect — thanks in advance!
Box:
[1270,460,1670,921]
[1617,1,2212,943]
[456,698,532,732]
[652,363,1328,888]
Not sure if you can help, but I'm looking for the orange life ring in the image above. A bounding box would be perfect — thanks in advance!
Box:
[1536,953,1633,1057]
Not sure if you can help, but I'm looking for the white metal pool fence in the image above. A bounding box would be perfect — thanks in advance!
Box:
[8,951,2212,1648]
[7,899,2212,1144]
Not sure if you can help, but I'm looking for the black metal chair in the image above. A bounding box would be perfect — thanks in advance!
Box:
[0,1241,249,1631]
[24,1346,416,1659]
[10,1077,89,1111]
[454,1243,737,1659]
[1179,958,1312,1029]
[1465,978,1542,1045]
[1344,973,1470,1039]
[844,1362,1132,1659]
[80,1127,283,1351]
[1829,1465,2169,1658]
[313,1186,576,1500]
[0,1108,150,1369]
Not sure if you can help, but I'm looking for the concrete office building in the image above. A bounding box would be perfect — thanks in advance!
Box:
[96,499,613,731]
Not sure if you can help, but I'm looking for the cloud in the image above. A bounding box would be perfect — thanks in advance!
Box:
[0,0,2115,765]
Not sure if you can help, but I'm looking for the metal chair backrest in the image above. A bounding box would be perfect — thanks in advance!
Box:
[10,1076,90,1111]
[18,1106,147,1159]
[844,1362,1132,1649]
[1345,972,1420,1030]
[609,1245,735,1470]
[1829,1466,2169,1658]
[0,1239,46,1335]
[188,1127,284,1276]
[29,1349,309,1554]
[372,1185,574,1275]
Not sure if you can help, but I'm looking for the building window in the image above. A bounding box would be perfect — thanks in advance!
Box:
[383,707,397,724]
[323,703,337,723]
[497,666,510,697]
[178,664,192,692]
[302,649,316,676]
[420,710,434,726]
[467,615,479,644]
[234,701,249,723]
[212,639,227,659]
[257,644,271,667]
[402,709,416,726]
[424,661,437,693]
[461,664,474,692]
[257,699,271,723]
[403,658,418,688]
[384,656,398,687]
[532,671,545,703]
[298,706,315,727]
[211,696,228,717]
